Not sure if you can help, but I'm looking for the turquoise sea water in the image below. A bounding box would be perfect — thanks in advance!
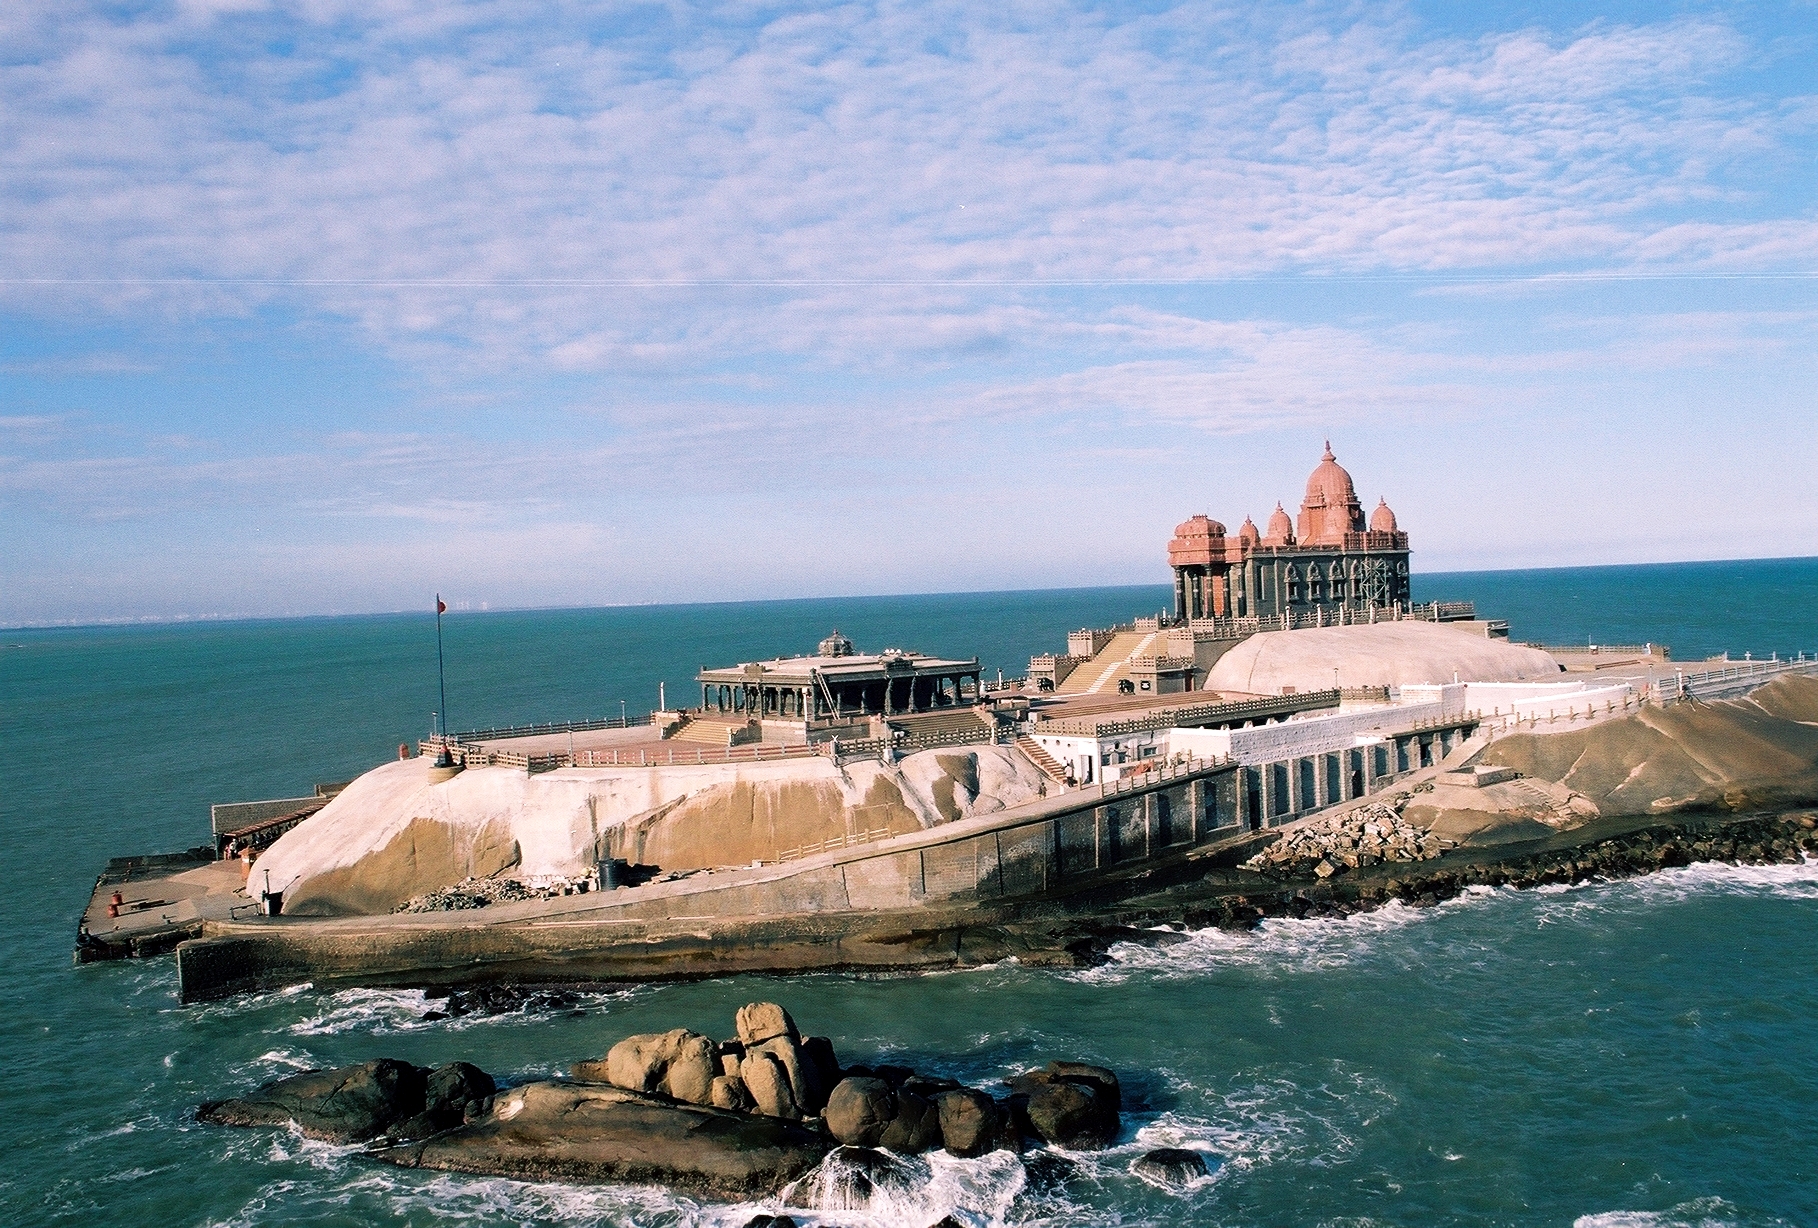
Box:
[2,559,1816,1227]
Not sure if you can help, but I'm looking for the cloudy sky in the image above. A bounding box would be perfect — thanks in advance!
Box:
[2,0,1814,625]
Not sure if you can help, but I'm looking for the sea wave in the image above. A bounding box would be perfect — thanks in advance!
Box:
[1575,1195,1779,1228]
[284,984,640,1037]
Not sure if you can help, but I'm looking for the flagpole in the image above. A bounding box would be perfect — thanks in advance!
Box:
[434,594,451,766]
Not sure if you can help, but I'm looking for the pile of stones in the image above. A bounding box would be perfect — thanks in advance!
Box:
[1241,798,1453,879]
[393,877,537,912]
[576,1002,1122,1156]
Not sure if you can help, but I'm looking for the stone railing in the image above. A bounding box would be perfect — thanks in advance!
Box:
[1654,657,1818,704]
[1183,600,1468,639]
[1040,690,1342,738]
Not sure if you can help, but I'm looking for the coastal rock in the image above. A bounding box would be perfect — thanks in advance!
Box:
[575,1028,719,1106]
[371,1081,830,1199]
[711,1074,756,1112]
[389,1062,497,1139]
[877,1089,942,1154]
[197,1058,428,1143]
[785,1145,929,1211]
[823,1077,896,1146]
[932,1087,1000,1157]
[1131,1147,1212,1187]
[735,1003,825,1114]
[1005,1062,1120,1150]
[742,1050,801,1119]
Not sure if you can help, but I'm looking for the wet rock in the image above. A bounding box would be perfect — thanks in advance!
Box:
[785,1145,929,1211]
[372,1081,829,1199]
[1004,1062,1120,1150]
[1131,1147,1211,1187]
[933,1087,1000,1157]
[823,1076,895,1146]
[878,1089,942,1154]
[800,1036,841,1099]
[388,1061,497,1139]
[742,1216,798,1228]
[197,1058,429,1143]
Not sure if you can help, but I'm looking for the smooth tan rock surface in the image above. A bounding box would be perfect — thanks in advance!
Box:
[371,1081,829,1198]
[1206,621,1562,693]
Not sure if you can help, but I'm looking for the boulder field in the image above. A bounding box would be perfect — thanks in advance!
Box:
[194,1002,1125,1201]
[255,745,1045,916]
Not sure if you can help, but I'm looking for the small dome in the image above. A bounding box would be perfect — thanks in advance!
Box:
[1237,516,1260,545]
[1370,497,1398,533]
[1173,514,1227,539]
[1264,502,1294,544]
[817,629,856,658]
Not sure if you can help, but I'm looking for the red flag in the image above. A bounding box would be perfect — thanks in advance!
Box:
[436,597,447,614]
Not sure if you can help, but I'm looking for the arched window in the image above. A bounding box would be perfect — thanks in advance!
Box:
[1308,564,1324,601]
[1285,565,1301,604]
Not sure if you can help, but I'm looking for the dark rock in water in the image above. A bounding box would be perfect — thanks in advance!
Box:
[388,1062,498,1141]
[873,1063,916,1087]
[823,1077,896,1146]
[800,1036,841,1102]
[742,1217,797,1228]
[878,1089,942,1154]
[932,1087,1000,1158]
[925,1217,968,1228]
[372,1081,828,1199]
[1004,1062,1120,1149]
[1019,1149,1078,1193]
[197,1058,428,1143]
[1131,1147,1212,1187]
[435,984,581,1019]
[785,1145,929,1211]
[900,1074,961,1099]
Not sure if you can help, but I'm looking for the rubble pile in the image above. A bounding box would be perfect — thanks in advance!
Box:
[1241,797,1454,879]
[393,877,537,913]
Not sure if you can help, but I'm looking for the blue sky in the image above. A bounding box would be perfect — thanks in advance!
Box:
[2,0,1815,625]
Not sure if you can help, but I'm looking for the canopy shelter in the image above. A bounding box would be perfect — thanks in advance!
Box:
[698,635,981,721]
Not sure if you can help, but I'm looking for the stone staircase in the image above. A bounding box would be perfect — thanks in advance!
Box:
[889,707,995,748]
[1057,630,1158,695]
[1507,775,1579,827]
[670,716,752,747]
[1014,736,1070,785]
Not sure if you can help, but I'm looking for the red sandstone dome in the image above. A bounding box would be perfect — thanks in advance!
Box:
[1263,503,1294,545]
[1166,514,1228,568]
[1370,497,1399,533]
[1297,441,1365,545]
[1237,516,1260,546]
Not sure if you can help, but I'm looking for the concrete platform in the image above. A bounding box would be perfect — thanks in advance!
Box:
[76,853,256,963]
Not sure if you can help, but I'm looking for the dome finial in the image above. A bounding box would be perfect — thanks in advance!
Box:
[1323,439,1335,460]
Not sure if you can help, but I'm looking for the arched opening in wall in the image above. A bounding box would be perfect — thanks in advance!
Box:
[1308,566,1324,602]
[1286,566,1301,605]
[1271,763,1291,817]
[1244,767,1263,830]
[1297,758,1316,811]
[1349,749,1365,799]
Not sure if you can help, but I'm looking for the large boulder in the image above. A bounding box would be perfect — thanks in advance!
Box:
[741,1050,800,1119]
[372,1080,830,1199]
[1004,1062,1120,1149]
[389,1062,497,1140]
[932,1088,1000,1157]
[197,1058,429,1143]
[574,1029,718,1106]
[877,1089,942,1154]
[823,1077,895,1146]
[736,1003,824,1115]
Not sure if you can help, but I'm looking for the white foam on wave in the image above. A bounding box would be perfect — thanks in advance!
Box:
[284,984,639,1037]
[771,1146,1030,1228]
[1574,1195,1760,1228]
[1067,895,1485,985]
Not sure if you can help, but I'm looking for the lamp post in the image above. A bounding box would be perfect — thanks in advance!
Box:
[620,699,627,726]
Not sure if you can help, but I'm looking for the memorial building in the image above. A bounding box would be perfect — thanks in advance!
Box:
[1167,444,1411,622]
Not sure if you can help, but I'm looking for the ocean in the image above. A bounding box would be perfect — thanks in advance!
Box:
[3,557,1816,1227]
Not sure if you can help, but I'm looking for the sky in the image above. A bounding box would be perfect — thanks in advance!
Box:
[2,0,1815,626]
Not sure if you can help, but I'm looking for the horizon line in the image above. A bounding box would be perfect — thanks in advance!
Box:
[6,552,1816,634]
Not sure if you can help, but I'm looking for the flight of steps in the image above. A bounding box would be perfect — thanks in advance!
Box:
[1507,776,1579,826]
[670,715,751,747]
[1056,630,1159,695]
[889,707,994,746]
[1014,736,1070,784]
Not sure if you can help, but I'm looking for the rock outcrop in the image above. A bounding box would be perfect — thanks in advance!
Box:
[374,1081,829,1199]
[1132,1147,1212,1187]
[1004,1062,1121,1149]
[196,1058,493,1144]
[258,745,1045,916]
